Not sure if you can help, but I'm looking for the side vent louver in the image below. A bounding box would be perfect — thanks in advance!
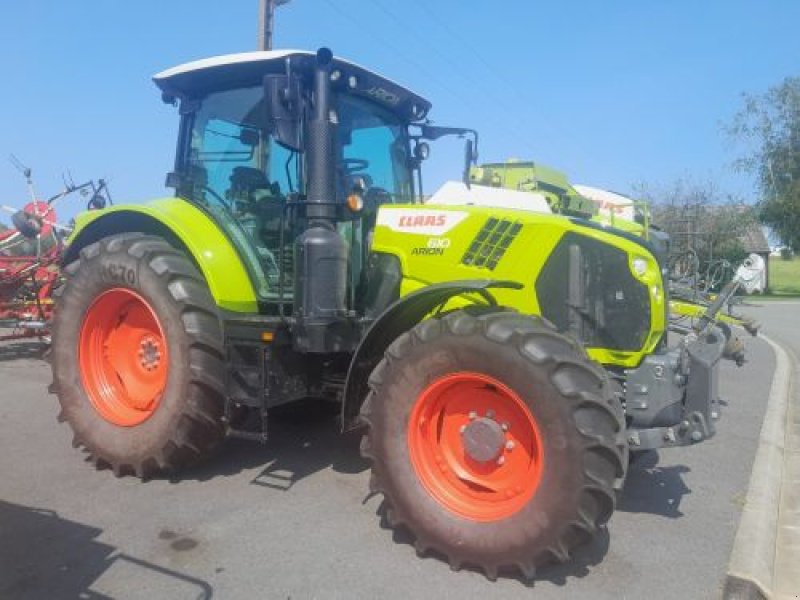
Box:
[461,218,522,270]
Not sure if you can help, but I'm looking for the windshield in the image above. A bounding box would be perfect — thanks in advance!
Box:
[336,95,413,204]
[188,86,298,200]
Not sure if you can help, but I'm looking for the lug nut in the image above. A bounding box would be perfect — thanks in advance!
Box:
[468,411,477,420]
[497,456,505,466]
[501,422,509,431]
[505,440,515,451]
[459,424,467,434]
[486,409,495,419]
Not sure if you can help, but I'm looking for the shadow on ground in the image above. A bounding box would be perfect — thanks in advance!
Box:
[171,398,369,486]
[618,450,691,518]
[0,500,213,599]
[0,340,47,362]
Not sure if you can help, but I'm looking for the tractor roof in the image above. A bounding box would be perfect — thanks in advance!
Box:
[153,49,431,121]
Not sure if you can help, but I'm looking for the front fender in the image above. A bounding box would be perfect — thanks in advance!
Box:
[340,279,522,430]
[64,198,258,312]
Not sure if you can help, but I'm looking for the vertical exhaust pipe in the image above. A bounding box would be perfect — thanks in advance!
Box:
[305,47,336,221]
[293,48,350,353]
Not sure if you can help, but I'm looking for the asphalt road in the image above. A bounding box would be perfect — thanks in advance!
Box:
[737,299,800,598]
[746,300,800,359]
[0,314,783,600]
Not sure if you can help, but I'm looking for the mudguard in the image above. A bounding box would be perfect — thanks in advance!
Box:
[340,279,522,430]
[63,198,259,313]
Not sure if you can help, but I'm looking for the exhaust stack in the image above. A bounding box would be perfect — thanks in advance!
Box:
[293,48,350,353]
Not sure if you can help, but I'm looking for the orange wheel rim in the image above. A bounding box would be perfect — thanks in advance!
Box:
[79,288,169,426]
[408,372,544,522]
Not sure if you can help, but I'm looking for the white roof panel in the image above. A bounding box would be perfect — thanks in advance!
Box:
[152,49,431,121]
[428,181,553,214]
[154,50,370,83]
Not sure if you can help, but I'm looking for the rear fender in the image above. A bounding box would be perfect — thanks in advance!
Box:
[63,199,259,313]
[340,279,522,430]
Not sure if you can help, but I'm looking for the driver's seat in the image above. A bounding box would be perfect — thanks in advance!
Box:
[229,166,272,200]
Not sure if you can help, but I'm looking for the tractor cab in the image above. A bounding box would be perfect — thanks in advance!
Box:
[154,49,450,308]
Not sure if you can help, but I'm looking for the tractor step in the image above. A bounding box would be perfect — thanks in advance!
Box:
[226,338,266,408]
[226,428,268,444]
[223,403,269,444]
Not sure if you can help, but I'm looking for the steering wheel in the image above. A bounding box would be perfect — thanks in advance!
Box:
[341,158,370,174]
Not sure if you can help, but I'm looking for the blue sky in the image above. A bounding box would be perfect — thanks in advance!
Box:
[1,1,798,224]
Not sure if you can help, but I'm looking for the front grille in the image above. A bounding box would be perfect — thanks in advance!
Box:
[461,218,522,270]
[535,232,651,352]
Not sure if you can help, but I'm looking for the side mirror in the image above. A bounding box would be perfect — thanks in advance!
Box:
[263,74,303,152]
[463,139,477,188]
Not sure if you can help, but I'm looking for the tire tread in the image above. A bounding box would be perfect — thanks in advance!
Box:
[53,234,225,478]
[360,309,627,581]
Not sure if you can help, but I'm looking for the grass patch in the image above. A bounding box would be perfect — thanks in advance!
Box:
[768,256,800,295]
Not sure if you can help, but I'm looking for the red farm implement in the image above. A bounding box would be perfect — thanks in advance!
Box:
[0,158,110,342]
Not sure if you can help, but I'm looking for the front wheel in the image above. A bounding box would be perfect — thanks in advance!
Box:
[360,309,627,580]
[51,234,226,478]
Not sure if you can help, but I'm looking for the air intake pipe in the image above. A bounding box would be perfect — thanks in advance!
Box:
[293,48,350,353]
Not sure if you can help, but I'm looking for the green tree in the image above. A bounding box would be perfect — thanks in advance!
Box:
[729,77,800,251]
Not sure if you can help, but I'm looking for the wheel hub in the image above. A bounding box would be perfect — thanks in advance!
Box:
[461,416,505,463]
[138,337,162,371]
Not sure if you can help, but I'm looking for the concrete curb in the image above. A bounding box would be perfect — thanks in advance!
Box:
[724,334,793,599]
[773,343,799,599]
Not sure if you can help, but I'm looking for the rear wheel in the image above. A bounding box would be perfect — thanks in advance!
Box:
[360,309,627,580]
[51,234,226,477]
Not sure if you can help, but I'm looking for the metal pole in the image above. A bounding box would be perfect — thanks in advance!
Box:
[258,0,290,51]
[258,0,273,51]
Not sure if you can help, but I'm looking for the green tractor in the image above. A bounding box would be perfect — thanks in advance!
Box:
[51,48,727,579]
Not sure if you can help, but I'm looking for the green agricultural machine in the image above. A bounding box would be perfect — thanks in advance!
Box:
[469,160,604,221]
[51,48,728,579]
[462,160,760,354]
